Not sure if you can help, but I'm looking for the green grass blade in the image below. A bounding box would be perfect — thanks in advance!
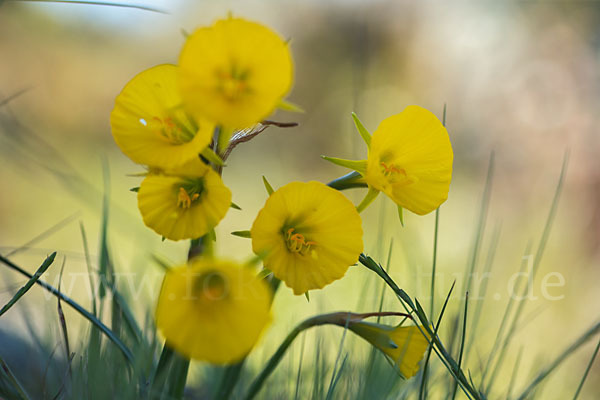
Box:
[572,336,600,400]
[505,346,523,399]
[419,281,456,400]
[325,315,351,400]
[468,223,501,342]
[0,355,31,400]
[79,222,97,316]
[0,87,31,108]
[515,320,600,400]
[0,254,135,364]
[6,0,167,12]
[293,332,307,400]
[451,292,469,400]
[0,252,56,316]
[430,207,440,318]
[463,152,494,300]
[5,212,78,257]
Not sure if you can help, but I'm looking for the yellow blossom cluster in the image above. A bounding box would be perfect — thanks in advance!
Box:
[110,15,452,377]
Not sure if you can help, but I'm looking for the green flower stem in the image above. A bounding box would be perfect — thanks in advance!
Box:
[358,254,482,400]
[154,235,211,399]
[216,275,281,400]
[244,311,410,400]
[0,254,134,364]
[326,171,367,191]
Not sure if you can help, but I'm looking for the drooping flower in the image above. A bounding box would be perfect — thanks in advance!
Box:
[111,64,215,169]
[155,258,272,364]
[324,105,453,216]
[179,17,294,130]
[250,181,363,295]
[350,322,429,378]
[137,158,231,241]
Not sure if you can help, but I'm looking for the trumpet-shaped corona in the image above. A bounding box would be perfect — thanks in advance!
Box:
[111,64,214,169]
[251,181,363,295]
[179,17,293,129]
[350,323,429,378]
[365,106,453,215]
[137,158,231,241]
[155,258,272,364]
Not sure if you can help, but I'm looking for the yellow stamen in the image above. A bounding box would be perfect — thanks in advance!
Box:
[177,187,199,209]
[285,228,317,256]
[380,161,407,176]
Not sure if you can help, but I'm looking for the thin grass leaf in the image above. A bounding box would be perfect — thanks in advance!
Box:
[0,252,56,316]
[451,292,469,400]
[98,161,111,300]
[0,87,31,108]
[325,314,351,400]
[572,336,600,400]
[293,332,307,400]
[481,242,532,389]
[0,254,135,364]
[430,207,440,318]
[486,152,568,395]
[326,354,348,400]
[463,152,494,303]
[505,346,523,400]
[56,256,72,377]
[515,319,600,400]
[79,221,98,316]
[469,223,501,343]
[5,212,79,257]
[7,0,167,13]
[419,281,456,400]
[0,354,31,400]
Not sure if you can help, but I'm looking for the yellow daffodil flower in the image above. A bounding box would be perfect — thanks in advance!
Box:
[111,64,215,169]
[155,258,272,364]
[250,181,363,295]
[179,17,293,130]
[350,322,429,378]
[324,105,453,216]
[137,158,231,241]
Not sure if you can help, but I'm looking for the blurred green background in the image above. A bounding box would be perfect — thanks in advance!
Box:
[1,0,600,398]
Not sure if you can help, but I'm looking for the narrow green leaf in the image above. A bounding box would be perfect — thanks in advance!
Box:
[357,188,380,213]
[129,187,139,192]
[231,201,242,210]
[8,0,167,13]
[262,176,275,195]
[201,146,225,166]
[572,336,600,400]
[321,156,367,175]
[0,355,31,400]
[351,112,371,148]
[278,99,304,113]
[304,291,310,302]
[0,254,135,364]
[0,252,56,316]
